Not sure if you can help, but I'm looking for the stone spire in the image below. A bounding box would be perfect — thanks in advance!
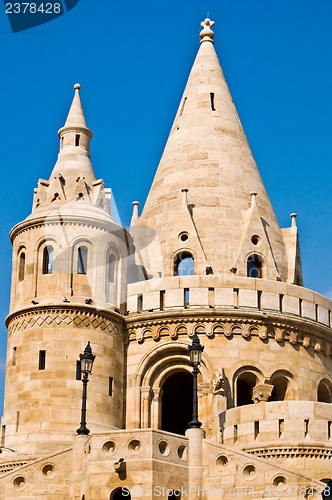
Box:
[29,84,112,219]
[63,83,88,128]
[133,19,290,281]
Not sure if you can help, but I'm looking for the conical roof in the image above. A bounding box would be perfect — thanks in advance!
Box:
[27,85,117,225]
[136,19,288,281]
[64,83,88,128]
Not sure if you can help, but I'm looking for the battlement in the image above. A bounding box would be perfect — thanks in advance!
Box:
[127,276,332,329]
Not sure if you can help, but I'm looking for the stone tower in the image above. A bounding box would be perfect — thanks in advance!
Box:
[0,18,331,500]
[3,84,128,455]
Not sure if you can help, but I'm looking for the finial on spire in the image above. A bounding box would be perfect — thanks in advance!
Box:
[200,18,215,44]
[74,83,81,91]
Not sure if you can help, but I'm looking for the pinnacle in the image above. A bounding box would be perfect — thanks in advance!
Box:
[63,83,87,129]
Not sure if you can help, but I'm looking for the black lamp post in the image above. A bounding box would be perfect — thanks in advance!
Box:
[188,334,204,428]
[76,341,95,436]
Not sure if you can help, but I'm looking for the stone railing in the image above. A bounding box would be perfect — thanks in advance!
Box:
[222,401,332,449]
[127,276,332,328]
[88,428,188,466]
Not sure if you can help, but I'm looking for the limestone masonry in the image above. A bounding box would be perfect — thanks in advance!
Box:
[0,18,331,500]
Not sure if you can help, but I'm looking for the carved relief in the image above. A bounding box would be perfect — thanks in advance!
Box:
[212,369,225,396]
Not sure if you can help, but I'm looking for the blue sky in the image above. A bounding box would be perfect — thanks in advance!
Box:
[0,0,331,414]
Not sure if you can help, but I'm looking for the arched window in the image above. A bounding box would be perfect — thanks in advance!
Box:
[247,254,262,278]
[18,252,25,281]
[236,372,257,407]
[110,488,131,499]
[318,379,332,403]
[174,251,194,276]
[270,376,289,401]
[42,245,54,274]
[77,246,88,274]
[108,254,116,283]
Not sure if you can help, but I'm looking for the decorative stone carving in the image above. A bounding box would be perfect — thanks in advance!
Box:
[252,384,274,403]
[212,369,225,396]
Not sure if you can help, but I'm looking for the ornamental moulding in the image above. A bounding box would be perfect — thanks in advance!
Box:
[7,307,124,337]
[127,316,332,356]
[10,217,128,242]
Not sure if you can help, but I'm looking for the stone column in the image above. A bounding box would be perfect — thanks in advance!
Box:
[185,427,206,500]
[151,388,162,429]
[140,386,151,428]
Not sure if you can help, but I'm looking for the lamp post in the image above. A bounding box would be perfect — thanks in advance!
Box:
[76,341,95,435]
[188,334,204,428]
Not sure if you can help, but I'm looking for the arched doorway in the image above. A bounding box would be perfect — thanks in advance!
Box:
[110,488,131,499]
[162,371,193,435]
[236,372,257,406]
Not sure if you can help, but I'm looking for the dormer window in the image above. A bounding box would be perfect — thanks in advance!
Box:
[247,254,262,278]
[42,245,54,274]
[174,252,194,276]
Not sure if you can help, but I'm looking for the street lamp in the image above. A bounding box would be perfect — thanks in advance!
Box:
[76,341,95,435]
[188,334,204,428]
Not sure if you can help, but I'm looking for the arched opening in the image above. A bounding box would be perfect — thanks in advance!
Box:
[42,245,54,274]
[168,491,181,499]
[318,379,332,403]
[174,251,194,276]
[108,254,116,283]
[162,371,193,435]
[110,488,131,499]
[247,254,262,278]
[236,372,257,406]
[18,252,25,281]
[77,246,88,274]
[321,479,332,498]
[270,376,289,401]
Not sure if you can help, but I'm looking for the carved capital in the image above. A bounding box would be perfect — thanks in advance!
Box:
[252,384,274,403]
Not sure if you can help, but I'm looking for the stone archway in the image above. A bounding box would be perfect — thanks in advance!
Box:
[161,371,193,435]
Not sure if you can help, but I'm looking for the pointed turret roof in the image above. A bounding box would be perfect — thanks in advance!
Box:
[133,19,289,281]
[27,85,116,224]
[64,83,88,128]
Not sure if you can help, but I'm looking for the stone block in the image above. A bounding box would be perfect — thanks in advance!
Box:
[302,300,316,320]
[318,307,330,326]
[283,295,300,315]
[165,289,184,309]
[189,288,208,306]
[261,291,280,311]
[238,289,258,308]
[214,287,234,307]
[126,295,137,313]
[143,292,160,311]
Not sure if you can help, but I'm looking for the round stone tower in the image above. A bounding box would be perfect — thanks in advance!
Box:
[127,19,332,492]
[3,85,128,454]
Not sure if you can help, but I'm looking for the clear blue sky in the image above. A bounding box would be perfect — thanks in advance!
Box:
[0,0,331,414]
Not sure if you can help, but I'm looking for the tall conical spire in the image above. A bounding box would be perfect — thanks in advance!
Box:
[133,19,290,282]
